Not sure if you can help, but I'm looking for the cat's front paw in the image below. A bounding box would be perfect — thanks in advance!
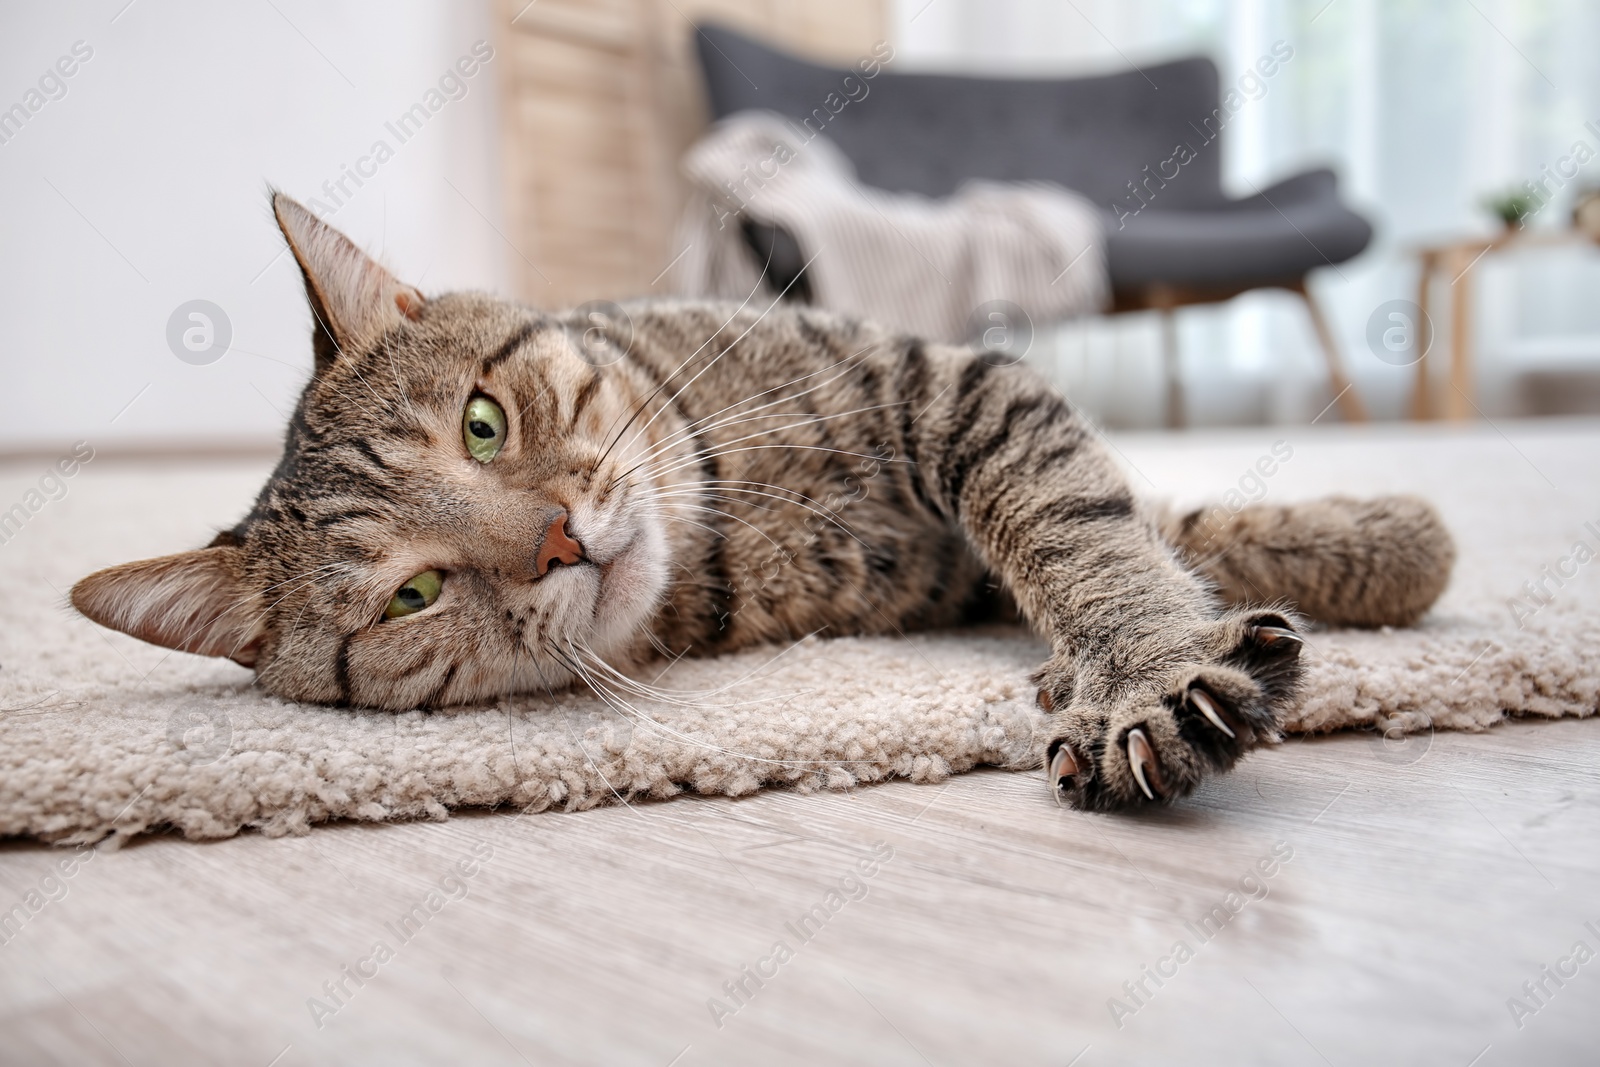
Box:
[1037,611,1303,812]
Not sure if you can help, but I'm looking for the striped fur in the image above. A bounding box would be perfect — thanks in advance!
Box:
[70,196,1456,811]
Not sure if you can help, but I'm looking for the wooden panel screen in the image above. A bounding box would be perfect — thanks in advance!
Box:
[495,0,887,307]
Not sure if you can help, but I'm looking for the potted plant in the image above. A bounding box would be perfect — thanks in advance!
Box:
[1481,188,1537,232]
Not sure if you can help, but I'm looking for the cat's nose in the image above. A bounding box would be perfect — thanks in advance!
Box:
[535,511,586,577]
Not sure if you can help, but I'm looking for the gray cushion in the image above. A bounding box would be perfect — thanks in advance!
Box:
[1106,169,1374,289]
[694,24,1372,292]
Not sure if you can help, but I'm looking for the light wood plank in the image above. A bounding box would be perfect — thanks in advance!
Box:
[2,720,1597,1064]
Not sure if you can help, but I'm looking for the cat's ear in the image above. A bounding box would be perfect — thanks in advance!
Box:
[270,191,425,374]
[71,545,263,667]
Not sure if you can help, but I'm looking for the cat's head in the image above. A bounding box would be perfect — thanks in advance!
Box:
[71,193,674,709]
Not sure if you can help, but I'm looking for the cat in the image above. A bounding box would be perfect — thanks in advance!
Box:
[71,193,1456,812]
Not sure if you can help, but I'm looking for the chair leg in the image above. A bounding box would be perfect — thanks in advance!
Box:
[1409,252,1435,420]
[1446,246,1476,421]
[1156,302,1184,429]
[1298,282,1369,423]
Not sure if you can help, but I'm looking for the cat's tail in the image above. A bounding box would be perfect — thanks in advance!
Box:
[1160,495,1456,628]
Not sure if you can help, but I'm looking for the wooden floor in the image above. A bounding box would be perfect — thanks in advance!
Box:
[1,715,1596,1065]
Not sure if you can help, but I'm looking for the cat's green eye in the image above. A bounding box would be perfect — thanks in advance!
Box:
[463,396,507,463]
[384,569,443,619]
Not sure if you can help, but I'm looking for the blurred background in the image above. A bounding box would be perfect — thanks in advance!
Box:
[4,0,1600,453]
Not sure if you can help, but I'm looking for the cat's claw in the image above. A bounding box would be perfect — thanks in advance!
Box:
[1048,741,1080,806]
[1190,688,1235,738]
[1126,728,1161,800]
[1252,625,1303,653]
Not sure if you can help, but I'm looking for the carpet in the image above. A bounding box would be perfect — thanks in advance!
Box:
[3,421,1597,843]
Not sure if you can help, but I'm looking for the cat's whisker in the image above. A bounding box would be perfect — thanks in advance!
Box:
[653,488,776,513]
[613,375,828,470]
[167,558,354,664]
[567,642,715,701]
[609,347,880,477]
[380,343,426,429]
[254,560,354,599]
[660,490,779,525]
[594,278,775,462]
[631,348,873,459]
[350,357,430,441]
[660,482,857,526]
[643,629,676,661]
[271,585,325,662]
[565,644,773,711]
[600,255,824,472]
[546,642,857,769]
[619,410,825,479]
[608,396,902,492]
[643,500,788,554]
[658,475,866,520]
[572,670,764,712]
[620,405,877,482]
[516,626,565,697]
[346,363,391,412]
[631,505,725,544]
[636,443,904,486]
[601,294,838,476]
[209,560,350,633]
[652,487,869,548]
[231,561,358,648]
[595,270,785,468]
[644,402,907,471]
[617,424,897,498]
[573,632,820,702]
[298,300,400,424]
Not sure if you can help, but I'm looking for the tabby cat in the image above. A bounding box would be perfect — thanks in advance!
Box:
[72,194,1455,812]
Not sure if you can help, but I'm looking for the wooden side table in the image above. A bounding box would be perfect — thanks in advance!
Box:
[1410,230,1594,420]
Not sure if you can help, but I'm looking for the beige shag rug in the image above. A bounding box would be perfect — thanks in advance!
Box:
[3,421,1598,843]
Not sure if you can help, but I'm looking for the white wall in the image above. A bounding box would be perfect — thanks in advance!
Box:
[0,0,506,453]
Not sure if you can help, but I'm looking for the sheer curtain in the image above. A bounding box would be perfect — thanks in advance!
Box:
[892,0,1600,426]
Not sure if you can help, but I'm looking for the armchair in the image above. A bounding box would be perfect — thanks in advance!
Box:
[693,23,1373,425]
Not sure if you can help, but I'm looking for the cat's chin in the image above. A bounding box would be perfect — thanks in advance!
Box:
[584,524,668,658]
